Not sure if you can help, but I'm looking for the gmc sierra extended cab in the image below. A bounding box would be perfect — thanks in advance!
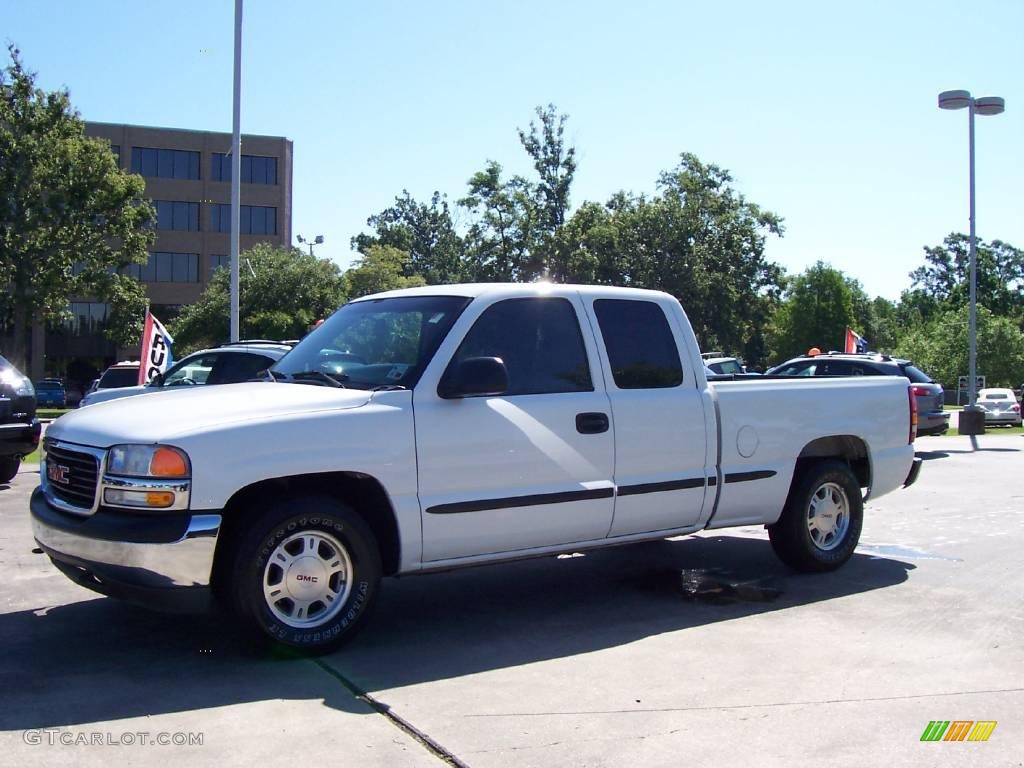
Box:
[31,284,921,653]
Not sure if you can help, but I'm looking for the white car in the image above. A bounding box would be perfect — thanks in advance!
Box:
[80,343,291,407]
[976,388,1022,427]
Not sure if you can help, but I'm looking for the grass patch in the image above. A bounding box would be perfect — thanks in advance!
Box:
[22,446,41,463]
[943,405,963,411]
[37,408,72,419]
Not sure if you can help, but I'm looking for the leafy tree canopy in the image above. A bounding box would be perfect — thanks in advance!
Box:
[896,305,1024,388]
[907,233,1024,322]
[0,45,154,367]
[769,262,855,361]
[171,243,347,352]
[345,244,426,300]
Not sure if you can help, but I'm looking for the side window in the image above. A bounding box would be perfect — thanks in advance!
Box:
[820,361,851,376]
[448,298,592,395]
[208,352,276,384]
[593,299,684,388]
[773,362,816,376]
[163,354,217,386]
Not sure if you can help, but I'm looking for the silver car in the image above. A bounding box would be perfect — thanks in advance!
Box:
[976,388,1022,427]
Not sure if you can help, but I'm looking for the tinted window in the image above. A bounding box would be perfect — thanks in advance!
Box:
[449,298,592,396]
[207,352,276,384]
[593,299,683,388]
[900,364,933,383]
[211,153,278,184]
[131,148,200,180]
[98,368,139,388]
[819,360,883,376]
[210,204,277,234]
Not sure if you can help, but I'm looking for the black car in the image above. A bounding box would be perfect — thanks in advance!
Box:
[766,352,949,436]
[0,354,42,483]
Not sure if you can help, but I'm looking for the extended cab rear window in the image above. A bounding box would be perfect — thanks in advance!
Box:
[593,299,683,389]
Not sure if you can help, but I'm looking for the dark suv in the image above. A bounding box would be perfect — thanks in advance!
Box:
[766,353,949,436]
[0,354,42,483]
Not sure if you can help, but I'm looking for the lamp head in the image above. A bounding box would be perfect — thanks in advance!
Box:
[314,235,324,245]
[938,89,972,110]
[975,96,1005,116]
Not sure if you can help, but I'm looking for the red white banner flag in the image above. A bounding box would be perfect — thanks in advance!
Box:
[138,310,175,385]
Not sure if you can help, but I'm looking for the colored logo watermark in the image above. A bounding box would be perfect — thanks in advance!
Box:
[920,721,997,742]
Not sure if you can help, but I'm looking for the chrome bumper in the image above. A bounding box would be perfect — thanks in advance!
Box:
[31,500,221,589]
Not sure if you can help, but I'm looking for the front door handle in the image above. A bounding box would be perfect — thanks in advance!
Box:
[576,412,609,434]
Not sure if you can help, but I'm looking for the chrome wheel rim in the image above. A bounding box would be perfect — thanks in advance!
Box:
[806,482,850,551]
[262,530,353,628]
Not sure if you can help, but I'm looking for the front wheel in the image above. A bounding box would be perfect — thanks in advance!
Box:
[223,494,382,654]
[0,456,20,484]
[768,460,863,572]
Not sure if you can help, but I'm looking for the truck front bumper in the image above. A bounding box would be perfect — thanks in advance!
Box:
[31,487,221,613]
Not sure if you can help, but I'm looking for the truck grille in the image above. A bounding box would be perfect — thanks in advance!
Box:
[45,442,100,510]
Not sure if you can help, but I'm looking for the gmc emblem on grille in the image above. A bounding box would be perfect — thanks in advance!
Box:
[47,463,70,485]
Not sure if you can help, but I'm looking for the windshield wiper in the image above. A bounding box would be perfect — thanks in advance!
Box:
[289,371,347,388]
[370,384,407,392]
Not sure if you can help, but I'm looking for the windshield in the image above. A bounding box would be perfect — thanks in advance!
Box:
[272,295,472,390]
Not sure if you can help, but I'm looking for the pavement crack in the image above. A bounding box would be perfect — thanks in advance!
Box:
[312,658,471,768]
[464,686,1024,718]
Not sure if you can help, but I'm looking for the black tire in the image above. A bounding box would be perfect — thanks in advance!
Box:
[768,460,863,572]
[0,456,20,484]
[223,494,382,654]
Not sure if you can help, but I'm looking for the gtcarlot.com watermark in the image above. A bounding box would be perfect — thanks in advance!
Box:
[23,730,203,747]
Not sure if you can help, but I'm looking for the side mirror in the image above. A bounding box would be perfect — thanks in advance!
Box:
[438,356,508,399]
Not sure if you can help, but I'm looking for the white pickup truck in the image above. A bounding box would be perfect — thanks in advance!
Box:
[32,284,921,653]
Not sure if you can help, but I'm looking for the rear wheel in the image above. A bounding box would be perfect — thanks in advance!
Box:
[0,456,20,484]
[224,494,382,654]
[768,460,863,572]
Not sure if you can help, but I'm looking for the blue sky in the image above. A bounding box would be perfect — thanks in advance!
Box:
[4,0,1022,300]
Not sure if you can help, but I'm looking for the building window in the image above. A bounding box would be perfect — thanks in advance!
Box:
[111,144,121,164]
[131,147,201,180]
[210,153,277,184]
[208,254,230,277]
[210,204,277,235]
[65,302,110,334]
[154,200,200,231]
[124,252,199,283]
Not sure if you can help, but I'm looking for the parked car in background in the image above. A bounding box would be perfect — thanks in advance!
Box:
[976,388,1022,427]
[766,352,949,436]
[0,354,41,483]
[86,361,141,399]
[79,342,292,407]
[34,379,67,408]
[702,354,751,376]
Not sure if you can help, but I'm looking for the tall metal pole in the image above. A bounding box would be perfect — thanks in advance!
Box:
[967,101,977,410]
[229,0,243,342]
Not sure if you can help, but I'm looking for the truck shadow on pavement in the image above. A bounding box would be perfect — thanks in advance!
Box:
[1,535,914,730]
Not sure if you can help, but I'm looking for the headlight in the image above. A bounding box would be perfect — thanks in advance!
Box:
[107,445,190,478]
[0,368,33,397]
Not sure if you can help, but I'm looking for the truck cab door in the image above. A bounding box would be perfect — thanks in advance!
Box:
[586,297,712,536]
[414,294,615,563]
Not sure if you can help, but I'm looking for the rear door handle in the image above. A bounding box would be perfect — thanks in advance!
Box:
[576,412,609,434]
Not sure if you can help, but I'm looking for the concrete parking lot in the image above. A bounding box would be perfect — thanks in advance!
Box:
[2,432,1021,767]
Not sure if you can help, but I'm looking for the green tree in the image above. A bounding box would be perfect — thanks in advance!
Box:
[907,233,1024,320]
[896,305,1024,388]
[171,244,347,351]
[458,161,535,281]
[0,46,154,369]
[769,262,855,361]
[345,245,426,299]
[557,155,785,364]
[352,191,464,285]
[517,104,577,279]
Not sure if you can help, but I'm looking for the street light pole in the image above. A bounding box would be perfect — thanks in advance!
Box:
[938,89,1005,435]
[229,0,243,343]
[296,234,324,257]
